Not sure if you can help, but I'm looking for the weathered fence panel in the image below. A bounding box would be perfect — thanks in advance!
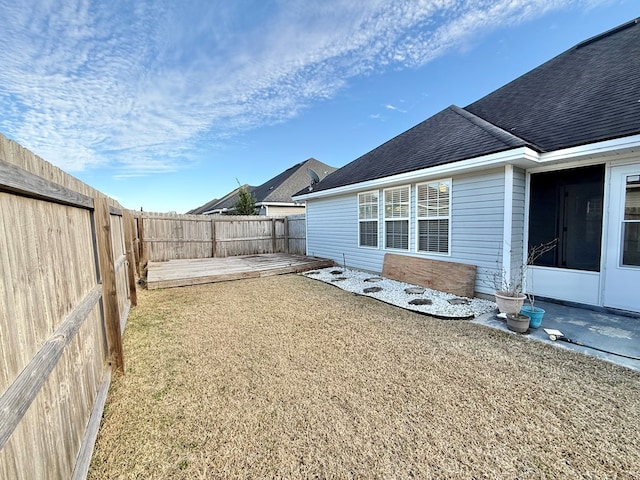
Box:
[0,133,135,479]
[287,214,306,256]
[135,212,307,263]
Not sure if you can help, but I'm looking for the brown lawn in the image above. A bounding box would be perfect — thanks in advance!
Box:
[88,274,640,479]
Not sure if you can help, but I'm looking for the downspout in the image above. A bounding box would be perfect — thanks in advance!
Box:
[502,165,514,283]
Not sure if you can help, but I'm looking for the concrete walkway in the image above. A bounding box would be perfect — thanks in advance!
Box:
[474,300,640,372]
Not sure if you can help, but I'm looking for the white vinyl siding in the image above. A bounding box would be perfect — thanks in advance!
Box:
[416,180,451,254]
[384,186,410,250]
[358,191,379,248]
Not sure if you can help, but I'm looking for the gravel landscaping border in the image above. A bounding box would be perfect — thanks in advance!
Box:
[303,267,496,319]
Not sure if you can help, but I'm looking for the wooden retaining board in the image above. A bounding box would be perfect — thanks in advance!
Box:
[382,253,476,298]
[146,253,334,289]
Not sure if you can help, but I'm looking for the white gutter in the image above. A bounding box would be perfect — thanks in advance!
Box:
[257,202,304,207]
[538,133,640,164]
[294,146,540,200]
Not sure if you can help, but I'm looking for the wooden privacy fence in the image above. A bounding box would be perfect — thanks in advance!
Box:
[0,133,136,479]
[135,212,306,263]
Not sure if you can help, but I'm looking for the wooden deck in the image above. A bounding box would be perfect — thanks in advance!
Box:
[146,253,335,289]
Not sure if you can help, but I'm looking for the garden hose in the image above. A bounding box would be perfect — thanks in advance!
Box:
[548,333,640,361]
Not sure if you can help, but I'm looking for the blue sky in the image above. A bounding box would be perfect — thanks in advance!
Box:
[0,1,636,213]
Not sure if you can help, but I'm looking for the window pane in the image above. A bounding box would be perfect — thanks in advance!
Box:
[359,221,378,248]
[358,192,378,220]
[417,181,450,217]
[385,187,409,219]
[622,222,640,266]
[385,220,408,250]
[418,219,449,254]
[624,176,640,221]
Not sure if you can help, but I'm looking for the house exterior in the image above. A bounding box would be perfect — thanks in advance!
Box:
[190,158,336,216]
[293,18,640,314]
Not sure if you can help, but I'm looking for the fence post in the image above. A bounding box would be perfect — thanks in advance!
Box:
[94,197,125,373]
[211,217,216,258]
[284,217,289,254]
[271,218,276,253]
[139,212,147,268]
[132,215,141,276]
[123,210,138,306]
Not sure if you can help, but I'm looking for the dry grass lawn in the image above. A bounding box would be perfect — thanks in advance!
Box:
[89,274,640,479]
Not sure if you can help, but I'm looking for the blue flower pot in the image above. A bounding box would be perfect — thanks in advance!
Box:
[520,305,545,328]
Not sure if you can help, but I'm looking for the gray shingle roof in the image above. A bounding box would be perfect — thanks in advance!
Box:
[466,18,640,152]
[308,105,528,193]
[306,18,640,195]
[195,158,336,213]
[186,197,219,214]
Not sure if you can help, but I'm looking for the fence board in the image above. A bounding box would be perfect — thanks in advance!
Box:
[0,159,93,209]
[95,197,124,372]
[0,286,102,449]
[0,132,134,478]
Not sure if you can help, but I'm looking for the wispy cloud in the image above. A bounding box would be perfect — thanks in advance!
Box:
[385,104,407,113]
[0,0,604,175]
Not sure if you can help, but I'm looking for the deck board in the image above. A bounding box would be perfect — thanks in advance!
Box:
[146,253,335,289]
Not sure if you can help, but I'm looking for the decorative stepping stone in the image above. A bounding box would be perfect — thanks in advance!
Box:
[409,298,432,305]
[363,286,383,293]
[330,270,343,275]
[405,287,425,294]
[331,277,347,282]
[448,298,470,305]
[364,277,383,282]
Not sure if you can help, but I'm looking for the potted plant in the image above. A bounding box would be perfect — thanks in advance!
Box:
[489,239,558,317]
[520,239,558,328]
[491,266,527,315]
[506,311,531,333]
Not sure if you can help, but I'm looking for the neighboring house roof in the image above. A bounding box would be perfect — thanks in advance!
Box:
[186,197,219,214]
[301,18,640,195]
[199,158,336,214]
[203,184,256,213]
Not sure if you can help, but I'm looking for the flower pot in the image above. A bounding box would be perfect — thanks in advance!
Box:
[494,290,526,314]
[520,305,545,329]
[506,312,530,333]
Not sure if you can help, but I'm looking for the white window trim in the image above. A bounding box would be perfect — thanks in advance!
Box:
[415,179,452,256]
[383,185,411,251]
[358,190,380,249]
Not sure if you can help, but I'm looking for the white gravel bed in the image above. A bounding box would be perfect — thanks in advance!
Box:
[302,267,496,320]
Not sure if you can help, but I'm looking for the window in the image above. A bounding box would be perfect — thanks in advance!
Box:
[417,180,450,254]
[384,186,409,250]
[358,191,378,248]
[622,174,640,266]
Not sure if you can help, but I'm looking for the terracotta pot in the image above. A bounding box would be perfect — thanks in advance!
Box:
[506,312,530,333]
[494,290,526,314]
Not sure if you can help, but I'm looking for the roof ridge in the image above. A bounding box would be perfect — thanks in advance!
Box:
[452,105,533,149]
[575,17,638,49]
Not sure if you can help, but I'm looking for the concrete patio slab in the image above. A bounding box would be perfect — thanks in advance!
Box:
[474,300,640,371]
